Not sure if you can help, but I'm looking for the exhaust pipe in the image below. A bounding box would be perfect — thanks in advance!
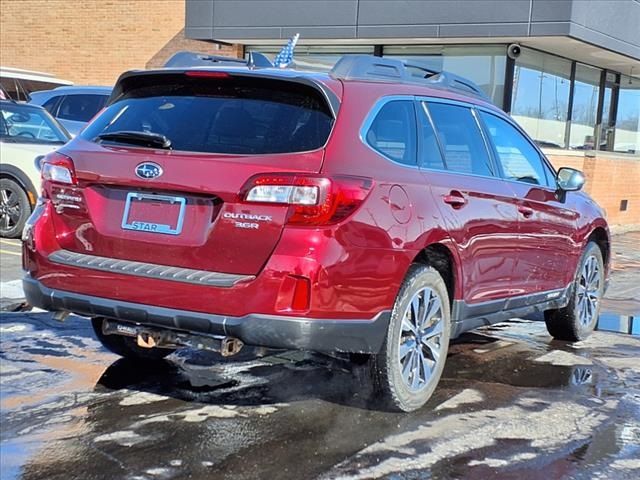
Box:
[102,319,244,356]
[221,337,244,357]
[52,310,70,322]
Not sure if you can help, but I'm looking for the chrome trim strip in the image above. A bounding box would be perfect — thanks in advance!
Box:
[48,250,254,287]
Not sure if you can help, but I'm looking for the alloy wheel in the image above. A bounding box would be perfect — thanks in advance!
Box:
[577,255,601,327]
[398,287,445,392]
[0,187,22,234]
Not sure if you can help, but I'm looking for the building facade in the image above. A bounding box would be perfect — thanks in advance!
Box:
[186,0,640,156]
[185,0,640,225]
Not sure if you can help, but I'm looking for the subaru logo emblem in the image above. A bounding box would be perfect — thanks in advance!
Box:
[135,162,163,179]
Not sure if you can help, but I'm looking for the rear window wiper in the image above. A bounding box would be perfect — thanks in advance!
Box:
[95,130,172,149]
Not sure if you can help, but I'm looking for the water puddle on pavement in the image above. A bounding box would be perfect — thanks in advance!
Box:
[597,312,639,336]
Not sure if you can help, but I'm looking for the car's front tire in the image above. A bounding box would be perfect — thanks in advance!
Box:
[91,317,174,361]
[0,178,31,238]
[371,264,451,412]
[545,241,605,342]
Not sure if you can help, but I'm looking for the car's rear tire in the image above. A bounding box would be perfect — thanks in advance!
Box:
[0,178,30,238]
[91,317,174,361]
[370,264,451,412]
[545,241,605,342]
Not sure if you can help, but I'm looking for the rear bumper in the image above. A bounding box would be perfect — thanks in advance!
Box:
[23,276,390,354]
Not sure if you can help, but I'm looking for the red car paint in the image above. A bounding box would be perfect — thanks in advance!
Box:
[23,68,610,333]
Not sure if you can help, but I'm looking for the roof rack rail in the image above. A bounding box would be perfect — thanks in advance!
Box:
[329,55,491,103]
[163,51,273,69]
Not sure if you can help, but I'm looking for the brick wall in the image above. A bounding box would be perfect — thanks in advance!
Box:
[546,151,640,227]
[0,0,241,85]
[146,29,243,69]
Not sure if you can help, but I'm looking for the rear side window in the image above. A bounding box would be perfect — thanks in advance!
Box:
[479,111,554,187]
[365,100,417,166]
[82,77,333,154]
[427,103,494,177]
[57,94,108,122]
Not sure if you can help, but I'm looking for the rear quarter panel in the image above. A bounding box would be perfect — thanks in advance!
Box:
[321,83,464,302]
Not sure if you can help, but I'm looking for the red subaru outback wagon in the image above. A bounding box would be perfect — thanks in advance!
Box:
[23,55,609,411]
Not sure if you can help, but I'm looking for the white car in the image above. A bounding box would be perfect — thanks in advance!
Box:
[0,100,70,237]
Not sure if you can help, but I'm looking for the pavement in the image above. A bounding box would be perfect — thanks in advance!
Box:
[0,238,23,310]
[0,233,638,480]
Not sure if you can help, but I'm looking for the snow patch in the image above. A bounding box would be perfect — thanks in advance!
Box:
[120,391,170,406]
[610,458,640,470]
[534,350,592,366]
[435,389,483,411]
[93,430,149,447]
[324,395,614,479]
[0,280,25,299]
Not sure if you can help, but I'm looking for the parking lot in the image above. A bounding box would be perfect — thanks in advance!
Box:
[0,232,638,479]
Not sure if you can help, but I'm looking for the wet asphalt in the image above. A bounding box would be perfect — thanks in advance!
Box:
[1,233,639,480]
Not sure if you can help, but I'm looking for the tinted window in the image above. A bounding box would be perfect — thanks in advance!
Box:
[82,79,333,154]
[480,111,554,187]
[366,100,416,166]
[0,105,69,144]
[42,96,61,114]
[417,102,445,170]
[57,94,108,122]
[427,103,494,177]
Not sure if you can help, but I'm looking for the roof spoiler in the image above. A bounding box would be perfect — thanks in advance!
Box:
[163,51,274,69]
[330,55,492,103]
[108,69,340,118]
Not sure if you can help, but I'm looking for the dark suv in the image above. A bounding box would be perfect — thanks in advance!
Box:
[23,55,609,412]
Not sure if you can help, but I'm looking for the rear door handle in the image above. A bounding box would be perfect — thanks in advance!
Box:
[443,191,467,209]
[518,205,534,218]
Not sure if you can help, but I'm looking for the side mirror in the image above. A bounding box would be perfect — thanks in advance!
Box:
[557,167,585,192]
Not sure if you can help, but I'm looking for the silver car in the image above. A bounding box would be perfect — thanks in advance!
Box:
[29,86,111,136]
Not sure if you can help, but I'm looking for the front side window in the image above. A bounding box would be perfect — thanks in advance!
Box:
[366,100,417,166]
[0,105,69,144]
[57,94,108,122]
[480,111,554,187]
[426,103,494,177]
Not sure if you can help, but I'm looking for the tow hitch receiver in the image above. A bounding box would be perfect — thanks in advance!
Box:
[101,319,244,356]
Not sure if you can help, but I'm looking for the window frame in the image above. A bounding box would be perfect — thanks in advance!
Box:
[475,107,559,190]
[418,97,500,179]
[359,95,419,168]
[416,101,447,171]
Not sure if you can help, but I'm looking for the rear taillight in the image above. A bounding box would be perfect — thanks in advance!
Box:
[242,174,373,226]
[41,152,77,185]
[41,152,84,212]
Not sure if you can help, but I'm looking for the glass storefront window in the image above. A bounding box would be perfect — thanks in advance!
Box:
[511,48,571,149]
[614,75,640,154]
[383,45,506,105]
[569,64,601,150]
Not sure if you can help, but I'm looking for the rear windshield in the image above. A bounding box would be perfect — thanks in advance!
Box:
[81,76,334,154]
